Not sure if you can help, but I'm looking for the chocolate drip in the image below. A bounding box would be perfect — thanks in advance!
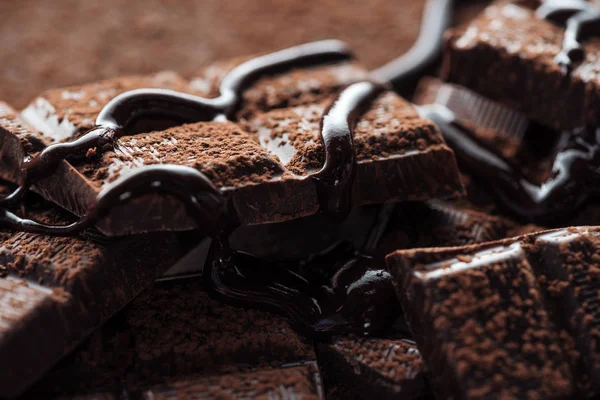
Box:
[0,40,359,233]
[419,104,600,220]
[205,204,400,335]
[97,39,353,128]
[370,0,454,86]
[536,0,600,69]
[313,81,383,215]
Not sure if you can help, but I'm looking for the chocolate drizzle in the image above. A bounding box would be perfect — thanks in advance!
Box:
[419,104,600,220]
[0,40,373,233]
[2,165,227,235]
[370,0,454,86]
[313,81,383,215]
[536,0,600,70]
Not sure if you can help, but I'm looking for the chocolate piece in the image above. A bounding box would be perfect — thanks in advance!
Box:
[443,0,600,131]
[136,364,323,400]
[529,228,600,393]
[386,226,600,399]
[416,79,600,221]
[414,77,530,159]
[11,44,462,235]
[318,335,429,400]
[21,71,190,142]
[380,200,543,253]
[26,279,317,397]
[0,184,186,398]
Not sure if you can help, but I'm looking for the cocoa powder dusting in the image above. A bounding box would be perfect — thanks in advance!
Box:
[251,91,443,175]
[76,121,286,189]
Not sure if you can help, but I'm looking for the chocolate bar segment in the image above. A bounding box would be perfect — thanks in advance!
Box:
[529,228,600,393]
[443,0,600,131]
[21,71,189,142]
[189,55,368,119]
[137,364,323,400]
[387,231,576,399]
[27,279,316,396]
[0,186,186,398]
[27,281,320,399]
[13,58,462,235]
[247,91,463,208]
[318,335,429,400]
[0,102,53,185]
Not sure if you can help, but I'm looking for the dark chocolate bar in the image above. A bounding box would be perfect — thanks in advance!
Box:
[0,184,186,399]
[318,335,429,400]
[25,279,319,397]
[387,226,600,399]
[443,0,600,131]
[8,42,463,236]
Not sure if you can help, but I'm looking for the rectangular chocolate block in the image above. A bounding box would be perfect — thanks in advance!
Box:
[527,228,600,394]
[414,77,560,186]
[0,186,186,399]
[135,364,323,400]
[26,279,318,397]
[21,71,189,142]
[318,335,429,400]
[443,0,600,131]
[386,230,576,399]
[12,48,463,236]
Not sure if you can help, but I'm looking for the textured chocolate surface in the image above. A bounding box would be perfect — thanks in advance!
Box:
[14,57,463,235]
[27,279,316,397]
[0,186,185,399]
[318,335,429,400]
[414,77,559,186]
[444,0,600,131]
[136,364,323,400]
[387,226,600,399]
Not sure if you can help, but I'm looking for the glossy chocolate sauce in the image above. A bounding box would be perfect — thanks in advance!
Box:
[370,0,454,86]
[536,0,600,69]
[205,204,399,335]
[419,104,600,220]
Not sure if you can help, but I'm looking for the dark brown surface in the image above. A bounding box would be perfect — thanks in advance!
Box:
[135,364,323,399]
[13,57,463,235]
[387,226,600,399]
[0,0,494,110]
[318,335,429,400]
[0,0,434,109]
[26,279,316,397]
[0,186,186,399]
[443,0,600,131]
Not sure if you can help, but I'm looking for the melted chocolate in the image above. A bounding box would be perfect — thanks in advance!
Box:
[1,165,227,235]
[313,81,383,215]
[204,204,400,335]
[419,104,600,220]
[536,0,600,69]
[370,0,454,86]
[0,40,374,232]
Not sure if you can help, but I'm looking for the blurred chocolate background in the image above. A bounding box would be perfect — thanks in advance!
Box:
[0,0,489,108]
